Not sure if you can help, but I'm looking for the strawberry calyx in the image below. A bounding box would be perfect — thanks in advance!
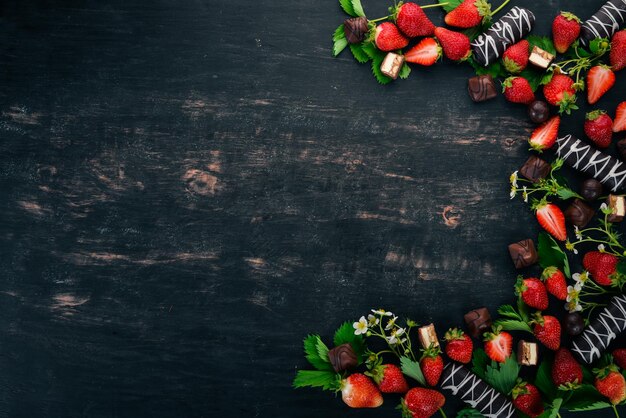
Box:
[514,275,528,296]
[530,311,546,327]
[483,325,503,342]
[557,92,579,115]
[594,364,620,380]
[541,266,559,281]
[511,379,531,399]
[586,109,607,122]
[420,344,442,360]
[397,398,413,418]
[560,11,581,23]
[531,197,549,212]
[444,327,466,341]
[475,0,493,23]
[558,381,582,391]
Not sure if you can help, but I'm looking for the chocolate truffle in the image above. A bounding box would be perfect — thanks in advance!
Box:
[519,155,550,183]
[607,194,625,222]
[468,75,497,102]
[517,340,538,366]
[528,100,550,124]
[508,239,538,269]
[380,52,405,80]
[464,307,492,339]
[343,17,368,44]
[529,46,555,69]
[580,179,603,201]
[565,198,595,228]
[327,343,358,372]
[418,323,439,349]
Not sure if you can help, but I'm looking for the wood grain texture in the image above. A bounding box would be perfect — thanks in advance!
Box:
[0,0,624,416]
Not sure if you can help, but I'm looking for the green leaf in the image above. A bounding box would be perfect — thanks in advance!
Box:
[333,24,346,42]
[316,338,330,365]
[538,232,571,278]
[495,319,532,333]
[467,55,506,78]
[556,188,583,200]
[333,321,366,363]
[589,38,610,55]
[400,356,426,386]
[517,297,530,323]
[519,67,545,92]
[568,401,612,411]
[535,357,558,400]
[398,62,411,79]
[472,348,489,380]
[483,355,520,395]
[371,56,393,85]
[538,398,563,418]
[617,259,626,276]
[564,384,610,411]
[304,335,333,371]
[527,35,556,55]
[349,43,370,63]
[456,408,484,417]
[293,369,340,390]
[339,0,356,16]
[351,0,365,17]
[333,37,349,57]
[440,0,463,13]
[361,42,382,60]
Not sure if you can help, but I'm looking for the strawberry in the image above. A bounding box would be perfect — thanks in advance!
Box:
[541,266,568,300]
[595,365,626,405]
[512,381,544,418]
[587,65,615,105]
[367,364,409,394]
[528,115,560,151]
[434,27,471,61]
[420,347,444,387]
[341,373,384,408]
[612,348,626,370]
[400,387,445,418]
[395,2,435,38]
[534,199,567,241]
[584,110,613,148]
[444,0,491,29]
[375,22,409,52]
[531,312,561,351]
[611,30,626,71]
[583,251,618,286]
[552,348,583,388]
[516,277,549,310]
[405,38,441,66]
[444,328,473,364]
[502,76,535,105]
[552,12,581,54]
[613,101,626,132]
[543,74,577,114]
[484,327,513,363]
[503,40,530,74]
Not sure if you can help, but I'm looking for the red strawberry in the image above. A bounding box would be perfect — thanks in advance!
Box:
[516,277,549,310]
[395,2,435,38]
[541,266,567,300]
[512,381,545,418]
[341,373,383,408]
[405,38,441,66]
[444,0,491,29]
[528,115,560,151]
[444,328,473,364]
[503,40,530,73]
[587,65,615,105]
[484,327,513,363]
[367,364,409,394]
[584,110,613,148]
[552,348,583,388]
[543,74,577,114]
[434,27,471,61]
[401,387,446,418]
[552,12,581,54]
[531,313,561,350]
[612,348,626,369]
[420,347,444,387]
[613,101,626,132]
[503,76,535,105]
[534,200,567,241]
[595,365,626,405]
[583,251,618,286]
[611,30,626,71]
[375,22,409,52]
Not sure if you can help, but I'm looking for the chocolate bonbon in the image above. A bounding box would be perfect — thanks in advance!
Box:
[343,16,369,44]
[380,52,405,80]
[580,179,604,200]
[508,238,538,269]
[440,363,516,418]
[555,134,626,192]
[468,75,497,102]
[519,155,550,183]
[571,294,626,364]
[464,307,492,339]
[580,0,626,46]
[564,198,595,228]
[327,343,358,372]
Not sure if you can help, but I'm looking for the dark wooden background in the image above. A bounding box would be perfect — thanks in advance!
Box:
[0,0,624,416]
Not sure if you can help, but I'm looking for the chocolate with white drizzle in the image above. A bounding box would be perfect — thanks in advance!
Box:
[471,7,536,66]
[440,363,516,418]
[580,0,626,46]
[572,294,626,364]
[555,134,626,192]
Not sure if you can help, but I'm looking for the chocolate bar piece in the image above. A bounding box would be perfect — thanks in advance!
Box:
[418,323,439,349]
[608,194,626,222]
[572,294,626,364]
[343,17,369,44]
[565,198,595,228]
[328,343,358,372]
[380,52,405,80]
[517,340,538,366]
[528,46,555,69]
[471,7,536,66]
[580,0,626,46]
[555,134,626,192]
[440,363,516,418]
[508,239,538,269]
[519,155,550,183]
[464,307,492,339]
[468,74,497,102]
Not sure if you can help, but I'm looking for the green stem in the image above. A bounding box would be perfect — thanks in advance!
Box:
[369,16,388,23]
[613,404,620,418]
[491,0,512,16]
[439,408,448,418]
[369,2,446,22]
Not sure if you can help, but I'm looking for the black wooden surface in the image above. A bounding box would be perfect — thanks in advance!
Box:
[0,0,624,417]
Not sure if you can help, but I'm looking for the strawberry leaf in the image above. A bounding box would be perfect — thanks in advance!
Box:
[527,35,556,56]
[535,357,558,400]
[333,37,349,57]
[471,348,489,380]
[455,408,484,417]
[333,321,366,363]
[483,355,520,395]
[293,370,340,390]
[556,187,582,200]
[398,62,411,79]
[519,67,545,92]
[439,0,463,12]
[495,319,532,332]
[303,335,333,371]
[351,0,365,17]
[538,398,563,418]
[400,356,426,386]
[371,56,393,84]
[349,43,370,63]
[361,42,381,60]
[538,232,571,278]
[564,384,610,411]
[339,0,356,16]
[333,24,346,42]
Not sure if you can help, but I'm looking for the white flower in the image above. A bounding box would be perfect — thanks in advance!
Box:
[598,244,606,252]
[573,271,589,285]
[371,309,393,317]
[367,314,379,326]
[386,327,406,345]
[601,203,609,211]
[395,327,406,337]
[385,315,398,331]
[510,186,517,199]
[574,226,582,240]
[564,301,583,313]
[353,316,368,335]
[522,186,528,203]
[510,171,519,188]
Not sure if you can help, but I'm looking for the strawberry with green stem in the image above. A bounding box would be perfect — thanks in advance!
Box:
[552,12,581,54]
[365,356,409,393]
[530,312,561,350]
[533,198,567,241]
[484,326,513,363]
[584,110,613,148]
[420,345,444,387]
[543,73,578,115]
[587,65,615,105]
[512,380,545,417]
[516,276,549,310]
[594,364,626,409]
[399,387,446,418]
[444,328,473,364]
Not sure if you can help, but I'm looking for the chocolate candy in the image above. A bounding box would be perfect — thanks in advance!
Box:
[528,46,555,69]
[464,307,492,339]
[580,0,626,47]
[572,294,626,364]
[528,100,550,124]
[607,194,626,222]
[519,155,550,183]
[380,52,405,80]
[617,138,626,161]
[418,323,439,349]
[327,343,358,372]
[468,74,497,102]
[555,134,626,192]
[565,312,585,336]
[508,239,538,269]
[440,363,516,418]
[343,17,369,44]
[580,179,604,200]
[471,7,536,66]
[517,340,538,366]
[565,198,595,228]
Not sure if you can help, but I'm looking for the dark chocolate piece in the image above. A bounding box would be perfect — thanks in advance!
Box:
[565,312,585,336]
[440,363,516,418]
[528,100,550,124]
[608,194,626,222]
[580,179,604,200]
[327,343,358,372]
[519,155,550,183]
[528,46,555,69]
[380,52,405,80]
[617,138,626,161]
[468,74,497,102]
[555,134,626,192]
[517,340,538,366]
[464,307,492,339]
[572,294,626,364]
[580,0,626,46]
[565,198,595,228]
[508,238,538,269]
[343,17,369,44]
